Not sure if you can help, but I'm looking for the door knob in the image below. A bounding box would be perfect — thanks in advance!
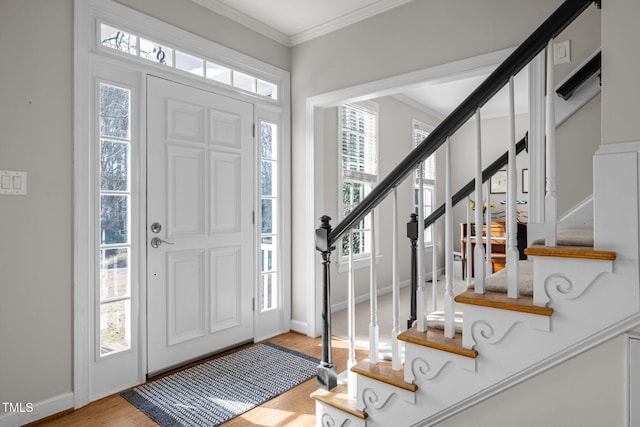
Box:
[150,237,174,248]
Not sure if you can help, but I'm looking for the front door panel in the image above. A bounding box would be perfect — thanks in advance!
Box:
[146,76,254,375]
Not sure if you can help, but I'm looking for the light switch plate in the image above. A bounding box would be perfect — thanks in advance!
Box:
[0,170,27,195]
[554,40,570,64]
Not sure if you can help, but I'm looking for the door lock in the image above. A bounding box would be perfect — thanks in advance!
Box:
[150,237,174,248]
[150,222,162,233]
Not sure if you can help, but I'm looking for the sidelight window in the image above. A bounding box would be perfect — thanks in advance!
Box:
[259,121,278,312]
[98,82,132,356]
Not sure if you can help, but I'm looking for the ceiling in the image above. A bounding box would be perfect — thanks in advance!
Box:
[191,0,413,46]
[191,0,528,119]
[396,67,530,119]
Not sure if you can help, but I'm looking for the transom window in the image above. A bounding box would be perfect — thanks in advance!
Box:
[99,23,278,100]
[339,102,378,259]
[413,119,436,247]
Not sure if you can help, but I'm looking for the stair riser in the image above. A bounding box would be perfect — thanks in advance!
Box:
[314,401,366,427]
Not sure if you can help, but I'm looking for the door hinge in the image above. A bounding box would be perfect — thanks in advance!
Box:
[252,297,255,312]
[253,123,256,138]
[252,211,255,224]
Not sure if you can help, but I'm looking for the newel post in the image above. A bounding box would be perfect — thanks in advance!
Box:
[316,215,337,391]
[407,213,418,329]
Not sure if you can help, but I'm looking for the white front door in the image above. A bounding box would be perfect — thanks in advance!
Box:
[146,76,255,375]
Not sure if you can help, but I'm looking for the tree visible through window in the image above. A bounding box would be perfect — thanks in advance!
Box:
[339,102,378,259]
[99,82,132,356]
[260,121,278,311]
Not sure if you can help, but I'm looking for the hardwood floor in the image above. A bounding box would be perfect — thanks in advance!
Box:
[30,333,363,427]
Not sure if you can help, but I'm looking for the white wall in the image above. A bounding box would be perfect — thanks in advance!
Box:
[602,0,640,146]
[435,334,627,427]
[0,0,73,410]
[0,0,290,416]
[556,94,601,214]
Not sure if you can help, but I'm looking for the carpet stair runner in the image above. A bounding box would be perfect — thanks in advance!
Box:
[311,228,618,424]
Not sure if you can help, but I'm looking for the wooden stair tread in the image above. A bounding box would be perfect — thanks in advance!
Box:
[351,360,418,392]
[310,384,367,420]
[455,289,554,316]
[525,244,616,261]
[398,326,478,359]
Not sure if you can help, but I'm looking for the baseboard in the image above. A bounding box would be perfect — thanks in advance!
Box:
[0,392,74,427]
[290,319,308,336]
[331,268,445,313]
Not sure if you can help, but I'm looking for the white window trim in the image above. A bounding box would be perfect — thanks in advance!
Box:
[337,100,379,268]
[75,0,290,408]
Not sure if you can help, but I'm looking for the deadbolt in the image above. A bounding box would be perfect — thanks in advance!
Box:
[150,222,162,233]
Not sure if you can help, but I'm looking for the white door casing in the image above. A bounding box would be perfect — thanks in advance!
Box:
[146,76,254,375]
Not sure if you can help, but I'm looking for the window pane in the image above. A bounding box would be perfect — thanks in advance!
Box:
[100,300,131,356]
[206,62,231,84]
[100,84,130,139]
[260,273,277,311]
[175,50,203,76]
[101,195,129,245]
[100,140,128,191]
[100,24,136,55]
[261,160,277,197]
[261,236,276,273]
[257,79,277,99]
[233,71,256,92]
[139,38,173,66]
[100,248,130,301]
[260,122,277,160]
[261,198,275,234]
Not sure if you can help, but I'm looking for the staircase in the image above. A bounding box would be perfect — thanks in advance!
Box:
[310,0,640,425]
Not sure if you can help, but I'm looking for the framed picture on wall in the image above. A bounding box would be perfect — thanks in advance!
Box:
[490,170,507,194]
[522,168,529,193]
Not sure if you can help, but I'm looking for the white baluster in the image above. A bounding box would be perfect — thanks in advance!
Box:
[545,39,558,247]
[466,196,472,287]
[474,108,486,293]
[444,138,455,339]
[391,188,401,370]
[507,76,520,298]
[416,162,427,332]
[432,217,438,312]
[485,181,493,276]
[369,209,379,363]
[347,230,357,398]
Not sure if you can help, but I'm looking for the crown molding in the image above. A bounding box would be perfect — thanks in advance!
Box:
[289,0,414,46]
[191,0,414,47]
[191,0,292,46]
